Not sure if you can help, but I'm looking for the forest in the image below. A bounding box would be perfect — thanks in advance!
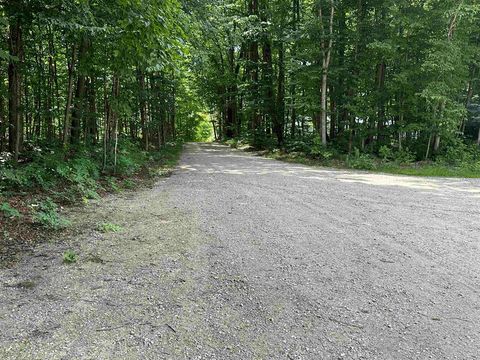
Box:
[1,1,479,356]
[1,0,480,207]
[192,0,480,172]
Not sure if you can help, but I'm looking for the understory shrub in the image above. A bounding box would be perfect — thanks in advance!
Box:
[33,198,70,230]
[0,202,21,218]
[112,139,149,176]
[347,148,377,170]
[393,148,416,164]
[309,137,334,161]
[437,140,479,167]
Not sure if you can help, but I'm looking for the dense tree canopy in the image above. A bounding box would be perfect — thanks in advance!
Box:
[189,0,480,161]
[0,0,207,170]
[0,0,480,167]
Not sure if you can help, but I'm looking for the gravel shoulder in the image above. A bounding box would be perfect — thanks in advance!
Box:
[1,142,479,359]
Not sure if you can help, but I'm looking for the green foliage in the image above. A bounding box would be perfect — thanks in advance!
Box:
[378,164,480,178]
[63,250,78,264]
[98,222,122,233]
[393,148,416,165]
[122,179,136,189]
[0,148,100,198]
[379,146,393,161]
[188,0,480,168]
[346,149,377,171]
[226,139,239,149]
[0,202,21,218]
[284,140,311,154]
[437,140,480,167]
[33,198,70,230]
[104,177,120,193]
[309,137,334,161]
[109,139,149,176]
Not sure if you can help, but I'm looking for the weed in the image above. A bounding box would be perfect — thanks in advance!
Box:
[0,202,21,218]
[33,198,70,230]
[98,222,123,233]
[63,250,77,264]
[105,177,120,192]
[123,179,136,189]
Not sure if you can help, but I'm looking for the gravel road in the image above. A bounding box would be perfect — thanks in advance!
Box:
[1,142,479,359]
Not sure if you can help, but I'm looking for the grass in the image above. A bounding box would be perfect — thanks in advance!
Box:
[263,150,480,179]
[377,164,480,178]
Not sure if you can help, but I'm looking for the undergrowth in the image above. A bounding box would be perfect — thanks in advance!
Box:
[0,140,183,246]
[225,136,480,178]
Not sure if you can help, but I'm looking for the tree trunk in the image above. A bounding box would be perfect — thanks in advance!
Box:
[425,132,433,160]
[376,61,386,145]
[318,1,335,146]
[63,44,77,144]
[224,45,237,139]
[0,94,5,152]
[433,135,441,153]
[8,19,24,161]
[329,92,336,140]
[320,72,328,144]
[137,69,148,150]
[276,42,286,146]
[171,86,176,140]
[86,77,97,144]
[71,36,90,144]
[290,0,300,138]
[112,76,120,173]
[248,0,260,134]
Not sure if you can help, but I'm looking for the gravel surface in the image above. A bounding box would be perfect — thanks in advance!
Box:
[1,142,479,359]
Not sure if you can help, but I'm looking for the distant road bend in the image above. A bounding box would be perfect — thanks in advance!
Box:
[1,142,479,359]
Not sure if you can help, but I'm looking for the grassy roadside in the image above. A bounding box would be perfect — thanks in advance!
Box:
[0,142,184,267]
[225,140,480,179]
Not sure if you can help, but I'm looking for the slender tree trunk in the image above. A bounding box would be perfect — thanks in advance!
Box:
[263,34,282,145]
[46,27,56,141]
[0,94,5,152]
[71,36,90,144]
[34,33,43,140]
[86,77,97,144]
[290,0,300,138]
[8,19,23,161]
[276,42,286,146]
[171,85,176,140]
[425,132,433,160]
[137,69,148,150]
[226,45,237,139]
[63,44,77,144]
[103,75,109,170]
[329,91,336,140]
[376,61,386,145]
[248,0,260,134]
[320,72,328,144]
[112,76,120,173]
[318,1,335,145]
[24,74,30,141]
